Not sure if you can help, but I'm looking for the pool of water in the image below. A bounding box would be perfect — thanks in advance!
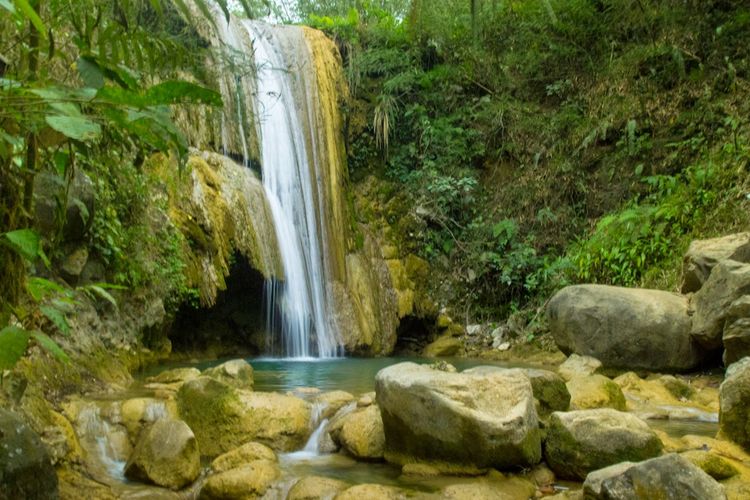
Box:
[146,356,539,395]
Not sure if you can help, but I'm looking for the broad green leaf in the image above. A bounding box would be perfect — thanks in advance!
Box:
[30,331,70,364]
[40,305,70,335]
[77,56,105,89]
[0,0,15,13]
[12,0,46,39]
[0,326,30,370]
[85,285,118,308]
[45,115,101,141]
[26,277,66,302]
[1,228,40,261]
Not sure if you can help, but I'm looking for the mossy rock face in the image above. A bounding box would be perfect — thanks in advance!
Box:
[375,362,541,470]
[567,374,627,411]
[211,442,277,473]
[544,409,663,480]
[719,357,750,450]
[202,359,254,390]
[0,409,59,500]
[582,453,726,500]
[177,377,311,456]
[681,450,739,480]
[287,476,349,500]
[337,405,385,461]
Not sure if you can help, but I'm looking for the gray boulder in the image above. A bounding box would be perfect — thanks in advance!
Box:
[691,260,750,350]
[0,409,58,500]
[465,366,570,414]
[548,285,704,371]
[544,409,663,480]
[723,317,750,365]
[682,233,750,293]
[375,362,541,469]
[582,453,726,499]
[719,357,750,449]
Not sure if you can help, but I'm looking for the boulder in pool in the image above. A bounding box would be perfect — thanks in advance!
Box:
[547,284,704,371]
[464,366,570,414]
[124,419,201,490]
[202,359,254,390]
[335,404,385,460]
[288,476,349,500]
[177,377,310,456]
[211,441,277,472]
[567,374,626,411]
[375,362,541,470]
[582,453,726,499]
[544,409,663,480]
[199,460,280,500]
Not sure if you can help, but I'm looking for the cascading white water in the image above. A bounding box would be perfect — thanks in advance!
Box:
[240,22,341,358]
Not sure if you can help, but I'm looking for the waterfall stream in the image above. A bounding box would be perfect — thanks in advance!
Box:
[215,16,343,359]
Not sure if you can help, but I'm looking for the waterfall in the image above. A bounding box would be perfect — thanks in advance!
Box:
[212,15,344,358]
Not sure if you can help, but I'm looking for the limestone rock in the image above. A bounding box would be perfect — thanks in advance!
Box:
[288,476,349,500]
[120,398,174,441]
[719,357,750,449]
[147,367,201,385]
[177,377,311,456]
[567,375,626,411]
[544,409,663,480]
[682,233,750,293]
[203,359,254,390]
[548,285,703,370]
[723,317,750,365]
[335,484,404,500]
[199,460,280,500]
[464,366,570,414]
[680,450,738,480]
[375,362,541,469]
[211,442,277,472]
[557,354,603,382]
[691,261,750,349]
[423,333,463,357]
[337,405,385,460]
[582,453,726,500]
[313,390,356,420]
[0,409,59,499]
[124,419,200,490]
[440,478,537,500]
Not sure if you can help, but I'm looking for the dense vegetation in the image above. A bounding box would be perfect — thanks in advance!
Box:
[308,0,750,325]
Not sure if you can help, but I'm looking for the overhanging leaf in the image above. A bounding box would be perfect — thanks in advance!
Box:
[26,277,67,302]
[0,326,31,370]
[144,81,222,107]
[30,331,70,364]
[1,228,41,262]
[85,285,118,308]
[45,115,101,141]
[77,56,105,89]
[40,305,70,335]
[12,0,47,40]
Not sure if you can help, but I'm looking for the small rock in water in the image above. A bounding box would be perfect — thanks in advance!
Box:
[429,361,457,372]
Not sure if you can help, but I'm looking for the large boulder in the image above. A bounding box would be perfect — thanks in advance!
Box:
[582,453,726,499]
[124,419,200,490]
[719,357,750,449]
[682,233,750,293]
[203,359,254,390]
[288,476,349,500]
[198,460,280,500]
[691,260,750,350]
[375,362,541,469]
[0,409,59,500]
[176,377,310,456]
[465,366,570,414]
[544,409,663,480]
[724,317,750,365]
[211,442,277,472]
[567,375,626,411]
[547,285,703,371]
[336,405,385,460]
[557,354,603,382]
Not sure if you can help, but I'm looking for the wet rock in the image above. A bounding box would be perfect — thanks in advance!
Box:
[548,285,704,370]
[0,408,59,499]
[423,333,463,357]
[288,476,349,500]
[211,442,277,472]
[335,483,404,500]
[682,233,750,293]
[544,409,663,480]
[440,477,537,500]
[375,362,541,469]
[582,453,726,499]
[124,419,200,490]
[719,357,750,449]
[680,450,738,480]
[203,359,254,390]
[357,392,376,408]
[177,377,311,456]
[199,460,280,499]
[567,374,626,411]
[337,405,385,460]
[313,390,355,419]
[147,367,201,385]
[557,354,603,382]
[120,398,174,441]
[691,261,750,349]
